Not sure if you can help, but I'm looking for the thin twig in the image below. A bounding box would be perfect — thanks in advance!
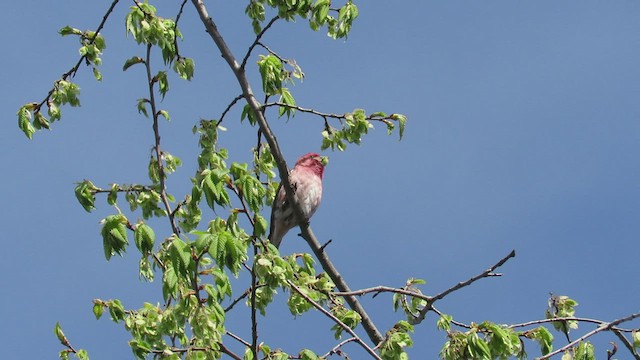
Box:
[225,287,251,312]
[264,102,401,126]
[34,0,120,112]
[172,0,189,59]
[190,0,384,345]
[226,331,252,347]
[143,43,180,237]
[411,250,516,325]
[220,343,243,360]
[510,317,637,333]
[430,306,472,329]
[287,280,382,360]
[333,285,431,301]
[320,337,358,359]
[250,242,259,360]
[537,313,640,360]
[216,94,244,126]
[241,15,281,69]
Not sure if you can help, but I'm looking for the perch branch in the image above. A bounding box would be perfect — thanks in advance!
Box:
[288,281,382,360]
[190,0,384,345]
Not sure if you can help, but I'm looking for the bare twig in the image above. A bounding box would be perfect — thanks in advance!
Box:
[220,343,243,360]
[264,102,401,126]
[333,285,431,301]
[216,94,244,126]
[430,306,472,329]
[172,0,189,59]
[190,0,384,345]
[411,250,516,325]
[226,331,252,347]
[537,313,640,360]
[241,15,281,69]
[288,281,382,360]
[510,317,637,333]
[320,337,358,359]
[224,287,251,313]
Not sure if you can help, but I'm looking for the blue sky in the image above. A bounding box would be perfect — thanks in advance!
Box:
[2,1,639,358]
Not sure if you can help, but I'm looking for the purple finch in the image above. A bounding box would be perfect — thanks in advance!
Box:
[268,153,326,248]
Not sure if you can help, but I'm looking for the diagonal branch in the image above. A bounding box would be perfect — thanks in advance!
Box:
[537,313,640,360]
[34,0,121,112]
[613,329,640,360]
[190,0,384,345]
[411,250,516,325]
[241,15,281,69]
[288,281,382,360]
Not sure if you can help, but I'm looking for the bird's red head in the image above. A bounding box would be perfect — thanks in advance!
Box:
[295,152,326,178]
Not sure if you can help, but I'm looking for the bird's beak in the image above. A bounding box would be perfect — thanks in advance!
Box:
[318,155,329,166]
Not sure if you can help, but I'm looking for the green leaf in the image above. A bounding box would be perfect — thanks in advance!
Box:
[528,326,554,355]
[33,112,50,130]
[299,349,319,360]
[54,322,67,345]
[157,109,170,121]
[100,214,129,260]
[436,313,452,331]
[76,349,89,360]
[278,88,296,118]
[74,180,97,212]
[155,71,169,99]
[137,98,150,117]
[575,341,595,360]
[59,26,82,36]
[123,56,144,71]
[173,57,195,80]
[107,184,118,206]
[258,54,284,96]
[107,299,126,322]
[170,237,191,275]
[92,303,104,320]
[92,67,102,81]
[162,266,178,300]
[134,223,155,253]
[17,105,35,139]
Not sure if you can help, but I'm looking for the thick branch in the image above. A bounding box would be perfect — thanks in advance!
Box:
[288,281,382,360]
[190,0,384,345]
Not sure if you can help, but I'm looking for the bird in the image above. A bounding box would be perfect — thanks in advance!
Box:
[268,152,326,248]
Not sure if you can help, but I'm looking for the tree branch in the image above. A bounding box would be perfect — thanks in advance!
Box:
[241,15,281,69]
[34,0,120,113]
[612,329,640,360]
[190,0,384,345]
[142,44,180,237]
[288,281,382,360]
[411,250,516,325]
[333,285,431,301]
[537,313,640,360]
[320,337,358,359]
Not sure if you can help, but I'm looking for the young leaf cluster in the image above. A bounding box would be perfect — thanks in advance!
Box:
[321,110,407,151]
[245,0,358,39]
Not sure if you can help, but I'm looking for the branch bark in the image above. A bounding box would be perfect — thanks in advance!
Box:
[190,0,384,346]
[537,313,640,360]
